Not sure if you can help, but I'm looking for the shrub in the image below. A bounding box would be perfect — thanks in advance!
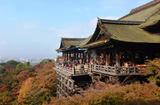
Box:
[0,68,6,74]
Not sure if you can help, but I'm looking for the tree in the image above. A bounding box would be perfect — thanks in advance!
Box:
[0,68,6,74]
[25,62,30,66]
[16,63,25,71]
[17,70,33,81]
[16,63,34,72]
[40,59,54,64]
[145,58,160,86]
[0,63,6,67]
[5,60,18,68]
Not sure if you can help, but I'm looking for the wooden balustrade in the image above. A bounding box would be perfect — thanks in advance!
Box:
[91,64,145,75]
[55,63,88,75]
[55,63,144,76]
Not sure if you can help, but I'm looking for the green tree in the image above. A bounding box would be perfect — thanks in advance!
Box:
[16,63,33,71]
[40,59,54,64]
[0,68,6,74]
[5,60,18,68]
[0,63,6,67]
[25,62,30,66]
[16,63,25,71]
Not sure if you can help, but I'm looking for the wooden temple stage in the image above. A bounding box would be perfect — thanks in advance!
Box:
[53,63,145,98]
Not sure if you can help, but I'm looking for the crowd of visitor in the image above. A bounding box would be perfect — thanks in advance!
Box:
[58,58,134,71]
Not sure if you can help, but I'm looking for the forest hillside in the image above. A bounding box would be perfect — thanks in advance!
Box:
[1,58,160,105]
[0,59,56,105]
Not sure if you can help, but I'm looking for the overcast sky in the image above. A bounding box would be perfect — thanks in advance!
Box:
[0,0,152,59]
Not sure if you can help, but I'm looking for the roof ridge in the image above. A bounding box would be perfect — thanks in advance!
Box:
[61,37,85,40]
[98,18,144,25]
[120,0,160,20]
[131,0,160,14]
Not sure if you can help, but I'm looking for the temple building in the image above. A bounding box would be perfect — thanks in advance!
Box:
[54,0,160,98]
[81,18,160,67]
[56,38,86,63]
[81,0,160,66]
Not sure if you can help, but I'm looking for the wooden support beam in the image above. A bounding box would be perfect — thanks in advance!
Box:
[109,76,112,82]
[76,53,78,59]
[69,52,71,61]
[83,53,85,63]
[106,54,110,66]
[88,52,91,63]
[86,53,89,63]
[99,53,104,64]
[67,52,68,60]
[80,52,82,59]
[116,52,120,67]
[96,54,100,64]
[131,52,136,66]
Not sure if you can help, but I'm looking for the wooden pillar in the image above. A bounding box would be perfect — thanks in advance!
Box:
[86,53,88,63]
[106,54,110,66]
[62,52,64,60]
[100,54,104,64]
[67,52,68,60]
[69,52,71,61]
[64,52,67,60]
[80,52,82,58]
[76,53,78,59]
[96,54,100,64]
[69,52,71,58]
[83,52,85,63]
[88,52,91,63]
[116,52,120,67]
[101,58,104,64]
[62,52,64,57]
[131,52,136,66]
[74,51,76,60]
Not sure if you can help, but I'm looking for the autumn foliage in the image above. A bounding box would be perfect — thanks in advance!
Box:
[1,58,160,105]
[49,82,160,105]
[0,60,56,105]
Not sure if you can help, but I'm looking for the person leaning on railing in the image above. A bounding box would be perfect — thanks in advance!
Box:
[90,60,93,64]
[128,61,133,67]
[69,64,72,71]
[125,62,129,67]
[123,61,129,73]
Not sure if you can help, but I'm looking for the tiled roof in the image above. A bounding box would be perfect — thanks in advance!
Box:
[56,38,85,52]
[81,18,160,48]
[120,0,160,21]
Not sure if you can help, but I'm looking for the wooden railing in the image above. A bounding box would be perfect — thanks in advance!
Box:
[56,63,72,74]
[55,63,145,76]
[90,64,145,75]
[55,63,88,75]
